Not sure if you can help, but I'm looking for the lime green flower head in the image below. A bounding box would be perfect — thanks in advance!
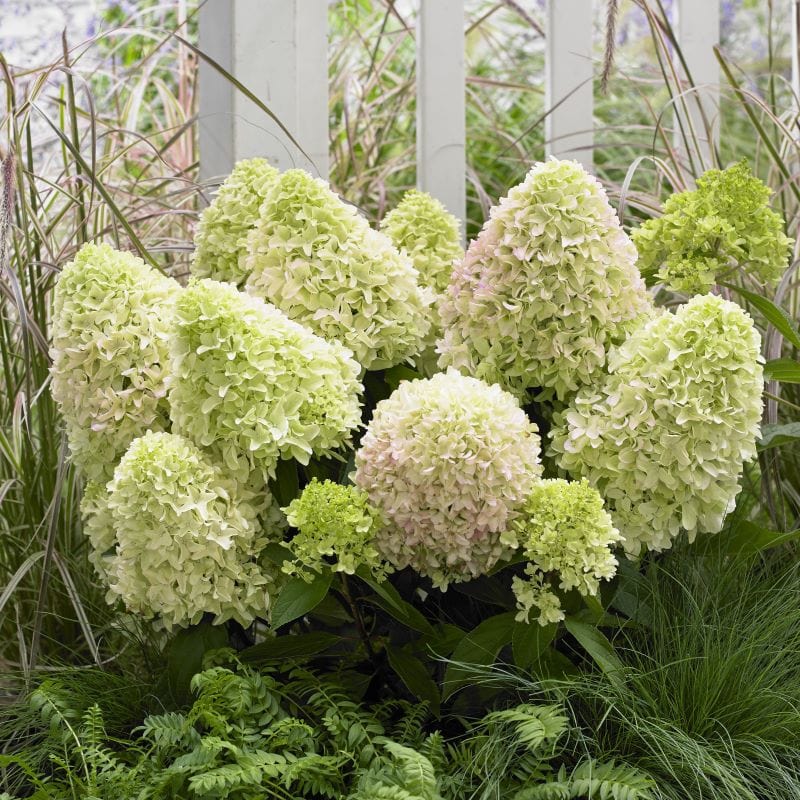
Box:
[380,189,463,295]
[551,294,763,555]
[168,279,362,482]
[354,369,542,589]
[632,161,792,295]
[438,159,652,401]
[282,478,388,582]
[191,158,279,286]
[507,479,621,625]
[244,169,433,371]
[50,243,180,482]
[96,431,280,629]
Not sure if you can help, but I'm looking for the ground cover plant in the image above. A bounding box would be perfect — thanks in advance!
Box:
[2,2,800,798]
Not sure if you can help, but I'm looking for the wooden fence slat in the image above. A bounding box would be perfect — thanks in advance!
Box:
[416,0,467,235]
[675,0,720,171]
[198,0,329,183]
[545,0,594,168]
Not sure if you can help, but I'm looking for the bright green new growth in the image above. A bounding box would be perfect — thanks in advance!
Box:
[191,157,279,287]
[633,161,792,295]
[168,279,363,483]
[50,243,180,482]
[282,479,389,581]
[506,479,621,625]
[551,294,763,555]
[88,431,280,629]
[438,159,652,401]
[245,169,433,371]
[380,189,463,295]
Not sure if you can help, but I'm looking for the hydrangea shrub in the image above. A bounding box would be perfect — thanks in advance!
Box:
[88,431,280,629]
[632,161,792,295]
[191,157,279,286]
[551,294,763,554]
[380,189,463,295]
[438,159,652,400]
[282,479,388,581]
[244,169,433,370]
[354,369,542,589]
[169,279,362,481]
[506,479,620,625]
[50,243,180,481]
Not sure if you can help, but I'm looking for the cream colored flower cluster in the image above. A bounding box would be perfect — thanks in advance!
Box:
[169,279,363,482]
[244,169,433,370]
[438,159,652,401]
[191,157,279,287]
[551,294,763,555]
[380,189,463,296]
[83,431,280,629]
[354,369,542,589]
[50,243,180,482]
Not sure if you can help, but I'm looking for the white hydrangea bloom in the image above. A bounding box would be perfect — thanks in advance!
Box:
[551,294,764,554]
[354,369,542,589]
[50,243,180,481]
[191,158,279,286]
[168,279,363,483]
[244,169,433,371]
[438,159,652,400]
[92,431,281,629]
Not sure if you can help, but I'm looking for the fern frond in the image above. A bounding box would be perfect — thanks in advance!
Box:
[568,759,656,800]
[482,704,569,754]
[382,741,441,800]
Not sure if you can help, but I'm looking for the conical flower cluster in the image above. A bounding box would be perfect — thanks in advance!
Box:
[551,294,763,554]
[50,243,180,481]
[245,169,433,370]
[438,159,652,400]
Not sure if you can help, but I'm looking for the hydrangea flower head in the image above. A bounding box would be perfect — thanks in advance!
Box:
[507,479,620,625]
[95,431,280,629]
[380,189,463,295]
[633,161,792,295]
[438,159,652,400]
[50,243,180,481]
[551,294,763,554]
[282,478,388,581]
[191,158,279,286]
[354,369,542,588]
[244,168,433,370]
[168,279,362,482]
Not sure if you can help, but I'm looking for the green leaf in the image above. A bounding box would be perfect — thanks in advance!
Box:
[512,621,556,669]
[453,575,516,608]
[384,364,422,390]
[239,632,342,664]
[764,358,800,383]
[270,459,300,507]
[720,519,800,556]
[386,646,441,715]
[271,571,333,629]
[443,612,517,699]
[356,568,434,636]
[564,618,624,687]
[165,621,228,705]
[262,542,294,567]
[722,284,800,350]
[758,422,800,451]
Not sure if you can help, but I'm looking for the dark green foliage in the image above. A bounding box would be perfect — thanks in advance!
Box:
[0,657,653,800]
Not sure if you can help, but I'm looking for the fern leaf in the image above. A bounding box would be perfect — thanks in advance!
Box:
[568,759,656,800]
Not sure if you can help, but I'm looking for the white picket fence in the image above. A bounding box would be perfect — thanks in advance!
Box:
[196,0,797,225]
